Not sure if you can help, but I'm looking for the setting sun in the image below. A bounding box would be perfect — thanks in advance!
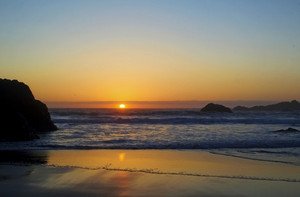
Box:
[119,104,126,109]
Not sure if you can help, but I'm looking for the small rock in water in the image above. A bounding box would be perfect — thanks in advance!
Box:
[200,103,233,113]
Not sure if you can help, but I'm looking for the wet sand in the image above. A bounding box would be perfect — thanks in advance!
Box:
[0,150,300,196]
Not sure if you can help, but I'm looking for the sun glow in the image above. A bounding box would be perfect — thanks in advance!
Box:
[119,104,126,109]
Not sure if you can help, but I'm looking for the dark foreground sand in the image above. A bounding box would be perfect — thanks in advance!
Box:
[0,150,299,197]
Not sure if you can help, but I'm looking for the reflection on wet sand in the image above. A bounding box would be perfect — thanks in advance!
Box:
[118,152,126,162]
[46,150,300,181]
[0,150,300,197]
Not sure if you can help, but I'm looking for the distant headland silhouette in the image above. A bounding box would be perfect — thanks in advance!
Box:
[233,100,300,111]
[200,100,300,113]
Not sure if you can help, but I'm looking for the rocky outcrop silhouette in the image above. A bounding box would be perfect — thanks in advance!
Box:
[0,79,57,141]
[233,100,300,111]
[201,103,232,113]
[273,128,299,133]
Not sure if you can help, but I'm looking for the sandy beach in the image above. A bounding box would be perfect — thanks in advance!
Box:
[0,150,299,197]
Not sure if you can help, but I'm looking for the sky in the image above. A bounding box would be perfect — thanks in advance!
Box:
[1,0,300,106]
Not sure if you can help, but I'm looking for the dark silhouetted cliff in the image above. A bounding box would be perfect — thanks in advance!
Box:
[0,79,57,141]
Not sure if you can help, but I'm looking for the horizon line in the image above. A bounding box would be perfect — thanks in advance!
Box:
[45,99,299,109]
[45,99,298,103]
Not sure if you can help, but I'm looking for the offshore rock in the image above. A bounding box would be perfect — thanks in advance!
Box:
[201,103,233,113]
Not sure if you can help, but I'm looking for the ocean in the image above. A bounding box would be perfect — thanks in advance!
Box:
[1,108,299,150]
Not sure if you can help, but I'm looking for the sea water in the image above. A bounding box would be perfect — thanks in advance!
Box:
[1,108,300,164]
